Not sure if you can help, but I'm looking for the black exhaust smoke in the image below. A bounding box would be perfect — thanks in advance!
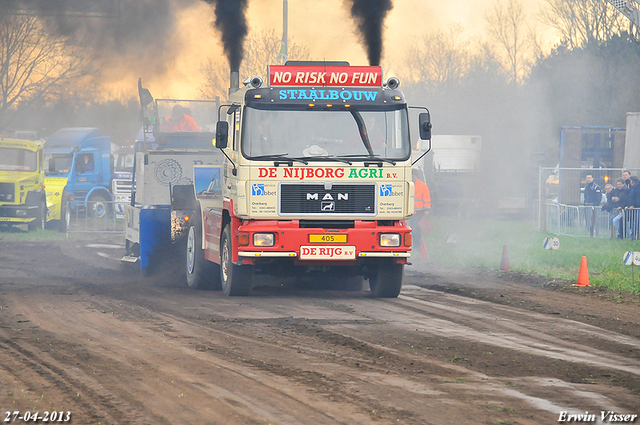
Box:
[348,0,393,66]
[203,0,248,76]
[202,0,248,94]
[1,0,181,79]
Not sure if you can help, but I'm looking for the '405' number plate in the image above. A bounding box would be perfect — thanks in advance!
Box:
[309,234,347,243]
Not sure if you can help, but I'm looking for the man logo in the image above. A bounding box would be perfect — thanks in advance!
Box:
[380,184,392,197]
[307,193,348,200]
[321,201,335,211]
[252,183,265,196]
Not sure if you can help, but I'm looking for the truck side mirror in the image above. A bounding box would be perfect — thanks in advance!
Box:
[419,112,432,141]
[215,121,229,149]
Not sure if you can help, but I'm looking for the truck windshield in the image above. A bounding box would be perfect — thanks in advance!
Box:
[115,153,134,172]
[242,108,411,160]
[0,148,37,171]
[45,154,73,175]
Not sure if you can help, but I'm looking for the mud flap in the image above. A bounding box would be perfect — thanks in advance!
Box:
[140,207,171,273]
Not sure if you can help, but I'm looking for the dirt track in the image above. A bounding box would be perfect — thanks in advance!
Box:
[1,235,639,424]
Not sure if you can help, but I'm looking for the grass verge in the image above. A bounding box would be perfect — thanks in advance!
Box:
[424,216,640,293]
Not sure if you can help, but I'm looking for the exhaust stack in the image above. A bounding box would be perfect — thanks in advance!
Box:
[229,70,240,95]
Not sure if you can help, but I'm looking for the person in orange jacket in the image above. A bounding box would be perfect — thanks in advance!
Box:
[410,168,431,260]
[162,104,200,132]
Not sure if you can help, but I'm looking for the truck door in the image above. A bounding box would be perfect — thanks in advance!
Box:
[73,151,99,200]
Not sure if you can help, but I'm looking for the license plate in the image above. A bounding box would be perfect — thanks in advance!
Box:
[300,246,356,260]
[309,234,347,243]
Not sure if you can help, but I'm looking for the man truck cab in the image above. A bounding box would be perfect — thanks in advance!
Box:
[196,62,432,297]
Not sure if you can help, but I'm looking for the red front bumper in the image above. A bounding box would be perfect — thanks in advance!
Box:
[234,220,411,265]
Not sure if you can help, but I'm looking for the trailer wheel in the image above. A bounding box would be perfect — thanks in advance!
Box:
[369,263,403,298]
[28,200,46,231]
[220,225,253,296]
[186,224,220,290]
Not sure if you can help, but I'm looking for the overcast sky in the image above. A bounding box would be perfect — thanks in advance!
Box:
[115,0,549,98]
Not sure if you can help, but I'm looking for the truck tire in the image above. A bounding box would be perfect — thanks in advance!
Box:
[186,224,221,290]
[58,197,71,233]
[220,225,253,296]
[369,263,404,298]
[28,200,46,231]
[89,194,110,219]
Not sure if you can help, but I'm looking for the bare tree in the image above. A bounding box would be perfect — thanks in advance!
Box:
[541,0,626,48]
[405,23,471,90]
[0,14,90,130]
[485,0,532,83]
[199,29,310,100]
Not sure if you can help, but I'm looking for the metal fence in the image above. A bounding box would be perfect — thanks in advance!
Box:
[65,200,125,236]
[545,203,640,239]
[538,166,640,237]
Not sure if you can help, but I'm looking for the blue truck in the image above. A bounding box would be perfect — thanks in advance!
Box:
[44,127,114,230]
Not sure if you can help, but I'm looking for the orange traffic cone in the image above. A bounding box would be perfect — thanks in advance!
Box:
[500,245,510,270]
[573,256,590,287]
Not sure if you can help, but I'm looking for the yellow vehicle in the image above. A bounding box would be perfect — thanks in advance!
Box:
[0,139,48,231]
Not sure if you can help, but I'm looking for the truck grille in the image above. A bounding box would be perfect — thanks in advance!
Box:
[113,179,132,194]
[0,182,15,202]
[280,184,375,215]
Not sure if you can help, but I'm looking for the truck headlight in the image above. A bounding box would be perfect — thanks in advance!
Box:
[16,209,28,217]
[379,233,401,247]
[253,233,275,247]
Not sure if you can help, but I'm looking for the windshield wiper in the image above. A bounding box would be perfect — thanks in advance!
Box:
[293,156,352,165]
[340,154,396,165]
[250,153,308,165]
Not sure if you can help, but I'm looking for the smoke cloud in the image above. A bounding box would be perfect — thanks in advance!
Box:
[0,0,196,88]
[203,0,249,72]
[348,0,393,66]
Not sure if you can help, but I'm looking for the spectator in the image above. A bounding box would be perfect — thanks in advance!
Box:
[410,169,431,260]
[625,176,640,239]
[584,174,602,206]
[602,183,616,238]
[583,173,602,237]
[162,104,200,132]
[623,170,632,189]
[612,178,629,239]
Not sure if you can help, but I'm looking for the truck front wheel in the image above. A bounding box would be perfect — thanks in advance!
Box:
[186,225,221,290]
[58,196,71,233]
[220,225,253,296]
[89,194,111,219]
[369,263,404,298]
[28,199,46,231]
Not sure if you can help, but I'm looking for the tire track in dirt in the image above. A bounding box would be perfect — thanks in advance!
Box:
[82,295,424,424]
[2,238,638,424]
[385,292,640,374]
[78,287,616,423]
[0,337,148,424]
